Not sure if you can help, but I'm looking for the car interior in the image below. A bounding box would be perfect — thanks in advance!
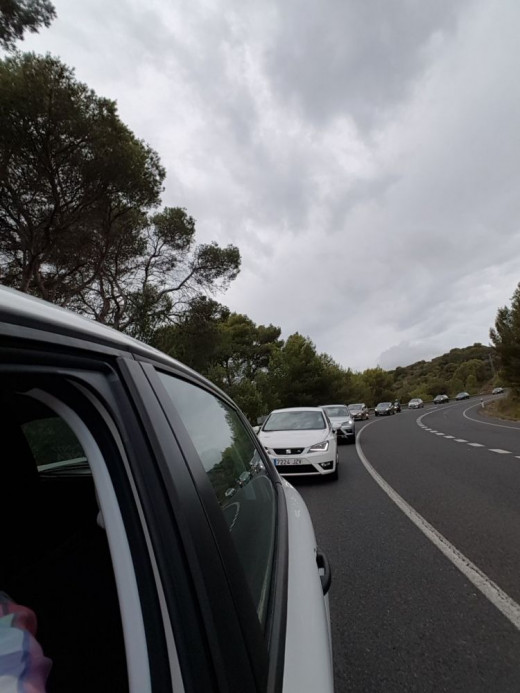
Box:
[0,388,128,692]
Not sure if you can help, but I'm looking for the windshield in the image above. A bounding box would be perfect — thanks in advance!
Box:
[378,402,392,407]
[349,404,363,410]
[323,406,350,418]
[263,410,326,431]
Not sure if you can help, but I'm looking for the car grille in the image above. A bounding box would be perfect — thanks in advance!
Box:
[276,464,316,474]
[273,448,305,455]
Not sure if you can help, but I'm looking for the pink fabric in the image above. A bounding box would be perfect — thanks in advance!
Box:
[0,592,52,693]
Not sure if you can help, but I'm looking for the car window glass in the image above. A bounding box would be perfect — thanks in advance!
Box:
[156,373,277,628]
[2,393,128,691]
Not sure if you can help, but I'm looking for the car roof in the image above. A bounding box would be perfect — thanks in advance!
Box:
[0,285,221,390]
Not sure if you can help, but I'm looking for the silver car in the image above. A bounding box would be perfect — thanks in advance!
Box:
[320,404,356,444]
[0,286,334,693]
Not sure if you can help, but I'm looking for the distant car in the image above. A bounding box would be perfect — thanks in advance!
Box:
[393,400,401,413]
[492,387,504,394]
[374,402,395,416]
[348,403,369,421]
[408,398,424,409]
[433,394,449,404]
[258,407,339,479]
[455,392,470,400]
[320,404,356,444]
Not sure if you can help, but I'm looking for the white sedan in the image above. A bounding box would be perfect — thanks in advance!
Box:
[258,407,339,480]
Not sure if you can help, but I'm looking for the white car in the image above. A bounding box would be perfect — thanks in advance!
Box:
[258,407,339,479]
[320,404,356,444]
[0,286,333,693]
[408,398,424,409]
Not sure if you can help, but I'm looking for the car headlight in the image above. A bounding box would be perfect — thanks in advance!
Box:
[342,420,352,427]
[309,440,329,452]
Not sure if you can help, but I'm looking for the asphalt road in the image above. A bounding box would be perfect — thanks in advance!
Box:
[294,398,520,692]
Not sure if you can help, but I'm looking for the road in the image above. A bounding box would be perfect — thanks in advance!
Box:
[294,397,520,692]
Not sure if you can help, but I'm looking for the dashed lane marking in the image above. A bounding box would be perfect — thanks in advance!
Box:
[468,443,485,448]
[356,423,520,633]
[489,449,511,455]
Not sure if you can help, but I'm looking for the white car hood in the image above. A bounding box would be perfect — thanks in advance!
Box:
[259,429,328,448]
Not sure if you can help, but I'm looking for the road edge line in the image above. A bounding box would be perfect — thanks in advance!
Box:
[356,424,520,631]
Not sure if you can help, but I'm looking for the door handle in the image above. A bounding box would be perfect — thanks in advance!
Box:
[316,547,332,595]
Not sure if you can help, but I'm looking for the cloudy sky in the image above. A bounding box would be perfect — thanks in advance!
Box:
[20,0,520,371]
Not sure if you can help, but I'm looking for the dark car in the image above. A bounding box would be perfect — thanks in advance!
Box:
[348,403,369,421]
[433,394,449,404]
[455,392,470,400]
[374,402,395,416]
[0,286,334,693]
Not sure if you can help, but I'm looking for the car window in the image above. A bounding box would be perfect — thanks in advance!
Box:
[156,373,277,628]
[1,392,130,692]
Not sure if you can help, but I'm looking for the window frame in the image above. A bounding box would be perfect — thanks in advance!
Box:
[135,358,290,692]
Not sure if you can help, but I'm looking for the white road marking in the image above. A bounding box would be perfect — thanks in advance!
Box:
[454,439,468,443]
[444,435,455,439]
[434,432,445,436]
[356,424,520,632]
[489,449,511,455]
[463,403,520,430]
[468,443,485,448]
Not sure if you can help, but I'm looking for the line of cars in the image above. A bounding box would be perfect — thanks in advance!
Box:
[254,403,366,482]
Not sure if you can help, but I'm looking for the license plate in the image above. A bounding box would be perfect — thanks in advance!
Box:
[274,457,302,465]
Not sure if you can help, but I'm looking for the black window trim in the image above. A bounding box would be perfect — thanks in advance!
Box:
[119,358,260,692]
[138,360,289,693]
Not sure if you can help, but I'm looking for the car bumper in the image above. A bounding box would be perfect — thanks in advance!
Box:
[269,451,337,476]
[337,428,355,442]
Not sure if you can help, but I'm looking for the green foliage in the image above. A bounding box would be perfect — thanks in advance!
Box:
[0,53,240,336]
[388,343,493,401]
[358,367,394,405]
[0,52,164,302]
[0,0,55,49]
[490,283,520,395]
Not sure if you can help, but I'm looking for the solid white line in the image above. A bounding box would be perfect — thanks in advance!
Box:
[468,443,485,448]
[463,403,520,430]
[489,449,511,455]
[356,424,520,631]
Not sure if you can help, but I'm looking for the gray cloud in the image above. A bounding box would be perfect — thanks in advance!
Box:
[19,0,520,372]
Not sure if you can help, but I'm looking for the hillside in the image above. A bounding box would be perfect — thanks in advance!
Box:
[389,343,499,403]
